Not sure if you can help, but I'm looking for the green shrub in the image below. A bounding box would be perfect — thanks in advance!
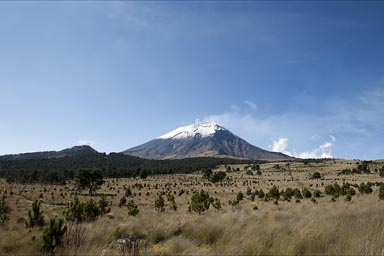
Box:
[236,191,244,202]
[190,190,211,214]
[119,196,127,207]
[155,194,165,212]
[98,195,111,215]
[212,198,222,210]
[209,171,226,183]
[25,200,45,228]
[345,194,352,202]
[293,188,303,199]
[358,183,372,194]
[380,166,384,177]
[84,199,100,220]
[379,183,384,200]
[202,169,213,179]
[64,197,85,222]
[125,188,132,197]
[281,188,293,200]
[267,186,280,200]
[41,218,67,253]
[245,170,253,176]
[311,172,321,179]
[324,184,341,198]
[347,187,356,196]
[302,188,312,198]
[0,194,10,224]
[127,200,139,216]
[313,190,321,198]
[258,189,265,199]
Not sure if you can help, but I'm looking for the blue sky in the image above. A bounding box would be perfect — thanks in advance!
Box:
[0,1,383,159]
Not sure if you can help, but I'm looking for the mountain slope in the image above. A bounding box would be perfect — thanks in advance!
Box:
[123,122,292,160]
[0,145,98,161]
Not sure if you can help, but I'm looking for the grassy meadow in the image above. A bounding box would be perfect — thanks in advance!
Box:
[1,159,384,255]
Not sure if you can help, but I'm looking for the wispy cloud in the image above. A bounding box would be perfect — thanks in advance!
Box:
[245,100,258,111]
[202,87,384,159]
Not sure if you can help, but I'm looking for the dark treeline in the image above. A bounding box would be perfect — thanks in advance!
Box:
[0,152,257,184]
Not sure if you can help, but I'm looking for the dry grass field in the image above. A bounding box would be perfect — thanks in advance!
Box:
[1,159,384,255]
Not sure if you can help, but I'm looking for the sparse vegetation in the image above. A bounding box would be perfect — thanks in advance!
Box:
[25,200,45,228]
[127,200,139,216]
[1,160,384,255]
[0,194,10,224]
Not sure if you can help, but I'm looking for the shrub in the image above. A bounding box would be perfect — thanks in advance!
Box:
[267,186,280,200]
[25,200,45,228]
[258,189,265,199]
[293,188,303,199]
[347,187,356,196]
[119,196,127,207]
[281,188,293,200]
[379,183,384,200]
[324,184,341,198]
[170,201,177,211]
[64,196,85,222]
[190,190,211,214]
[155,195,165,212]
[41,218,67,253]
[313,190,322,198]
[212,198,222,210]
[0,194,10,224]
[357,163,370,173]
[245,170,253,176]
[202,169,213,179]
[380,166,384,177]
[236,191,244,202]
[127,200,139,216]
[302,188,312,198]
[84,199,100,220]
[209,171,226,183]
[98,195,111,215]
[311,172,321,179]
[358,183,372,194]
[125,188,132,197]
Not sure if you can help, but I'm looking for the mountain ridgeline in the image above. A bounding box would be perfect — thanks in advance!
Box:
[0,122,294,184]
[123,122,292,160]
[0,147,254,184]
[0,145,98,161]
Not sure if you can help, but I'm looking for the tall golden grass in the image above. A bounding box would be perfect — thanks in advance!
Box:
[1,160,384,255]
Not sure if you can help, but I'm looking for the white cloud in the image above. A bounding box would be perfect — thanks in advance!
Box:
[201,87,384,159]
[271,138,289,153]
[269,136,335,159]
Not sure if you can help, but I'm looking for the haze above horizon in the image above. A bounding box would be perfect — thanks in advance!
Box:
[1,1,383,160]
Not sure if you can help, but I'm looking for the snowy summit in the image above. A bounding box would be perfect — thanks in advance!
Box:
[158,121,226,140]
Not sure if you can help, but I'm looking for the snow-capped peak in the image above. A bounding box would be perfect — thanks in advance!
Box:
[158,121,226,140]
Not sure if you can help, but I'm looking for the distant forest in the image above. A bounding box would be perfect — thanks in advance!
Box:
[0,152,256,184]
